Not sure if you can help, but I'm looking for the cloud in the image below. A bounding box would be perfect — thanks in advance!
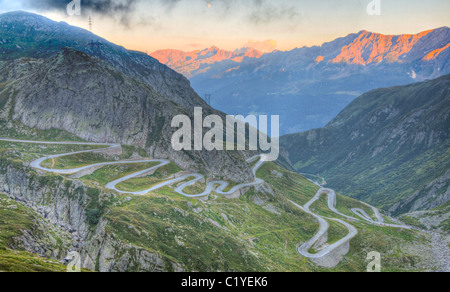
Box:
[200,0,301,25]
[1,0,301,29]
[243,39,277,52]
[1,0,140,27]
[246,0,300,26]
[19,0,137,14]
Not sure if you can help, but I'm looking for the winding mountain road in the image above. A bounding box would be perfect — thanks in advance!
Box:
[289,188,410,266]
[0,138,410,267]
[0,138,266,198]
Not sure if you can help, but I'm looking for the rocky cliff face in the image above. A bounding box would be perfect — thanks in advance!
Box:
[0,48,253,182]
[280,74,450,215]
[0,159,182,271]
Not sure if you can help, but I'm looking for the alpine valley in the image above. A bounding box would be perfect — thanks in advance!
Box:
[0,11,448,273]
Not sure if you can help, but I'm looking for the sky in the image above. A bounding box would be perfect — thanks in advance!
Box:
[0,0,449,53]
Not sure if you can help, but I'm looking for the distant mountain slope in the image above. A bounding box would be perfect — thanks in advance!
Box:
[0,11,206,109]
[329,29,447,65]
[151,46,264,78]
[186,28,450,134]
[280,75,450,215]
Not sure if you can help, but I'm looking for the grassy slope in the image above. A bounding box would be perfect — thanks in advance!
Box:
[0,142,433,271]
[104,186,320,271]
[0,249,70,272]
[114,163,182,192]
[0,193,80,272]
[81,162,160,187]
[0,141,105,163]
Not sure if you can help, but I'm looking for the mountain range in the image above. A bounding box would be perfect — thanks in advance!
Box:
[151,46,264,78]
[153,28,450,134]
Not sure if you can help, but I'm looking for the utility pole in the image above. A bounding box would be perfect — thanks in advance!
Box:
[88,16,93,32]
[204,94,212,106]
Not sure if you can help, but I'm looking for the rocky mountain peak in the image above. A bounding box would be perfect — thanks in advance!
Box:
[151,45,264,78]
[331,28,449,65]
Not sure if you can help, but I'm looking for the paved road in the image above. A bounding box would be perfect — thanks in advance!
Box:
[0,138,266,197]
[107,155,266,197]
[290,187,410,262]
[290,189,358,259]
